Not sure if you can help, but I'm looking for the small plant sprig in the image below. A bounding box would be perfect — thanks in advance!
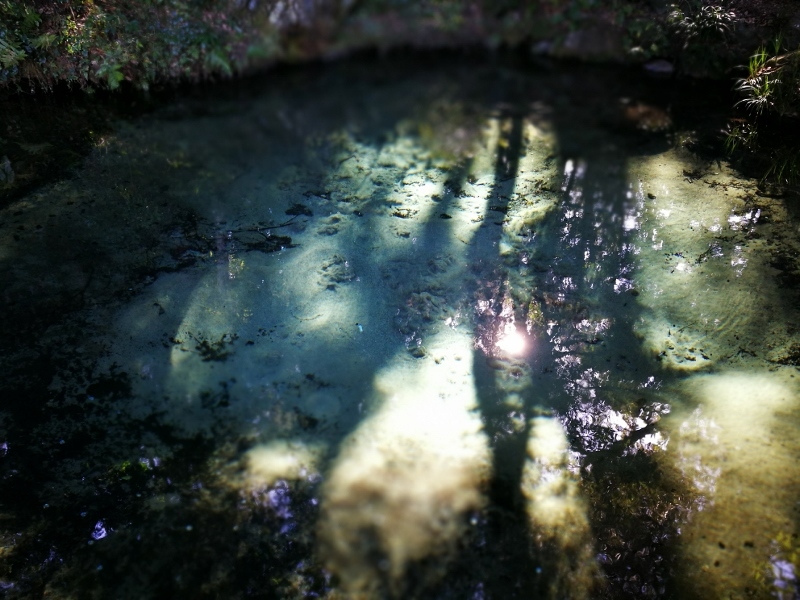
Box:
[735,36,800,118]
[726,35,800,188]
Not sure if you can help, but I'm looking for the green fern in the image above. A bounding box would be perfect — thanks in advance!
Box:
[205,47,233,77]
[0,36,25,69]
[96,60,125,89]
[20,6,40,33]
[31,33,57,50]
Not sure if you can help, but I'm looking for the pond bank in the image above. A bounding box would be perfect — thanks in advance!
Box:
[1,0,799,94]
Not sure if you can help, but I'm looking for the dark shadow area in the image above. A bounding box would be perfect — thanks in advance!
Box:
[0,84,176,210]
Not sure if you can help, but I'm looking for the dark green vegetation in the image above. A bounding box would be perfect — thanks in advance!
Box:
[1,1,800,188]
[0,0,275,90]
[667,1,737,75]
[0,0,797,91]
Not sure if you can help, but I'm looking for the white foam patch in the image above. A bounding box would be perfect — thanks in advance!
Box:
[317,331,490,593]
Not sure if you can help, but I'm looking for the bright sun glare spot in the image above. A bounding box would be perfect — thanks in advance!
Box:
[496,329,526,355]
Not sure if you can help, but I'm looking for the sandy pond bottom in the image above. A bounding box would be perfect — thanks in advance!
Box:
[1,57,800,599]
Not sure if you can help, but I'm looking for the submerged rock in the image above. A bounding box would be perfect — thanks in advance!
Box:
[285,203,313,216]
[409,345,427,359]
[643,59,675,76]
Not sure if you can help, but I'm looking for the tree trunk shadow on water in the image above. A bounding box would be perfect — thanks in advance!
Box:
[461,102,604,599]
[377,69,607,599]
[464,107,545,599]
[447,67,695,600]
[526,72,695,599]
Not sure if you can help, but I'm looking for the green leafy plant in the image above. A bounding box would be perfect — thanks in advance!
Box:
[0,36,25,70]
[668,1,737,75]
[0,0,284,90]
[31,32,57,50]
[726,36,800,187]
[735,36,800,117]
[722,120,757,155]
[621,16,670,61]
[96,59,125,89]
[668,2,736,45]
[763,145,800,187]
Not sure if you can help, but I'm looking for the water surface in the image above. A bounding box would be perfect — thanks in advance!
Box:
[1,55,799,599]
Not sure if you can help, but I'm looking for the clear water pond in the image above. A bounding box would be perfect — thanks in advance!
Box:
[1,55,800,599]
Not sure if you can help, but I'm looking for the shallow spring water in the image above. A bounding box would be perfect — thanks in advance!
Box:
[1,55,800,599]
